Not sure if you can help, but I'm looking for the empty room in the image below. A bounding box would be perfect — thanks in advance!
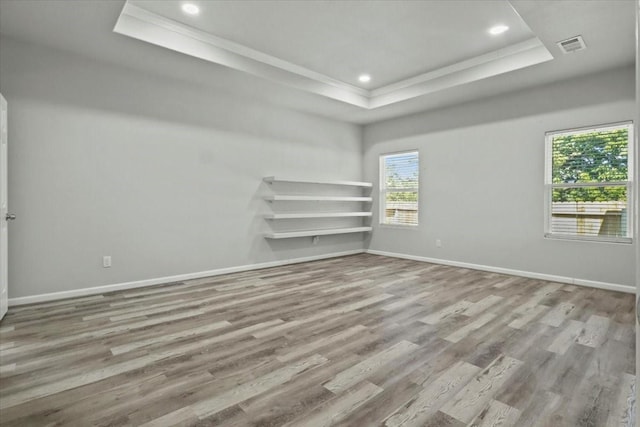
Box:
[0,0,638,426]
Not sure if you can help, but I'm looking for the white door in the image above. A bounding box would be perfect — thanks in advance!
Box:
[0,94,9,320]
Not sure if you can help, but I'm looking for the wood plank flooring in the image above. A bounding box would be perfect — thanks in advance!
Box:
[0,254,635,426]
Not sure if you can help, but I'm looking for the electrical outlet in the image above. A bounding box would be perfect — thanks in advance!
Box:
[103,256,112,268]
[312,236,319,245]
[436,239,442,248]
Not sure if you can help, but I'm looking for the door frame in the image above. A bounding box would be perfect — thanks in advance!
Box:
[0,93,8,320]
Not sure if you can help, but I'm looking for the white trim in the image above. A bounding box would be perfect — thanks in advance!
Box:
[264,227,372,239]
[367,39,553,109]
[263,177,372,187]
[378,224,419,229]
[385,188,419,193]
[113,3,369,108]
[8,249,365,306]
[545,120,634,137]
[265,195,372,202]
[380,150,419,227]
[370,38,550,97]
[366,249,636,294]
[548,181,630,189]
[544,122,634,242]
[544,233,632,244]
[117,4,368,96]
[113,4,553,110]
[265,212,372,219]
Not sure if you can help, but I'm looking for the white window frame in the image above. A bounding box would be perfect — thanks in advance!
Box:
[544,121,634,243]
[379,150,419,227]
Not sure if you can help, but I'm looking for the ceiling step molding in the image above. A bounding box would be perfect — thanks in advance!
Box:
[114,2,553,110]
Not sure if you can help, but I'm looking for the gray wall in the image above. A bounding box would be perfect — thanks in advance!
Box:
[1,36,636,299]
[0,38,364,299]
[363,66,636,287]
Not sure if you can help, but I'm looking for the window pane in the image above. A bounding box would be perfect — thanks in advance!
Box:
[384,152,419,189]
[383,192,418,226]
[550,186,628,238]
[381,150,419,226]
[551,127,628,184]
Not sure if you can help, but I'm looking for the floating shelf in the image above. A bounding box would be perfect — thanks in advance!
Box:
[265,195,372,202]
[265,212,372,219]
[265,226,372,239]
[263,176,373,240]
[264,176,372,188]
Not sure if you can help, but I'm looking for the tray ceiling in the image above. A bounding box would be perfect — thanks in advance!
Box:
[115,0,554,109]
[0,1,634,123]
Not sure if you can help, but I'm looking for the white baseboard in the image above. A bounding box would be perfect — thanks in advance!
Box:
[367,249,636,294]
[8,249,365,306]
[11,247,633,306]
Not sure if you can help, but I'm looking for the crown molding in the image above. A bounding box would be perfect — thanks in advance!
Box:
[114,2,554,110]
[368,38,553,108]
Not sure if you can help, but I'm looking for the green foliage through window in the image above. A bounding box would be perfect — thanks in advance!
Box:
[381,151,419,226]
[546,123,633,240]
[551,128,628,202]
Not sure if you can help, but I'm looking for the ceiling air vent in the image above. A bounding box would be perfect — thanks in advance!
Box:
[557,35,586,54]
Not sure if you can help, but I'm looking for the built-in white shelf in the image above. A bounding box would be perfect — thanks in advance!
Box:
[263,176,373,188]
[265,226,372,239]
[265,195,372,202]
[265,212,372,219]
[263,176,373,241]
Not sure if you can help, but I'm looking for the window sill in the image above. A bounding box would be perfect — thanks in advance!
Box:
[379,223,419,229]
[544,233,633,244]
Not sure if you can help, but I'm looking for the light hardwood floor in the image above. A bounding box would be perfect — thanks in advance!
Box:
[0,254,635,426]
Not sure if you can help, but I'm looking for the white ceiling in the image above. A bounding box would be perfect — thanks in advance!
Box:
[130,0,538,89]
[115,0,553,108]
[0,0,635,124]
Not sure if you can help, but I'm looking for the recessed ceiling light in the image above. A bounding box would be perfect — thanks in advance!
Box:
[181,3,200,15]
[358,74,371,83]
[488,25,509,35]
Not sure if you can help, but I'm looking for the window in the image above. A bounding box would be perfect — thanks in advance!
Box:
[544,122,633,243]
[380,151,419,226]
